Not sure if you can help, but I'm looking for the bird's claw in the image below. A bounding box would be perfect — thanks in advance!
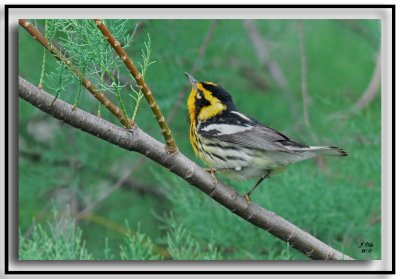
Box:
[204,168,218,185]
[243,194,252,204]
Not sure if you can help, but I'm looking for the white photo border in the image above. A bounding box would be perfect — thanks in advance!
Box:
[4,4,394,275]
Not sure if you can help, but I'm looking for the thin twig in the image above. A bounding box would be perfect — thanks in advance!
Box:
[19,76,354,260]
[120,175,164,199]
[297,21,311,128]
[75,160,143,219]
[297,21,324,168]
[330,50,381,119]
[354,51,381,111]
[167,20,218,123]
[94,19,177,153]
[38,20,48,89]
[238,63,271,92]
[19,19,132,129]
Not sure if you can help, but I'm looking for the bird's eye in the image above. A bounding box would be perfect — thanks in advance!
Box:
[196,90,203,99]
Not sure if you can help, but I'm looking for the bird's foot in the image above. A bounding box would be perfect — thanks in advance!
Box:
[243,194,252,204]
[204,168,218,185]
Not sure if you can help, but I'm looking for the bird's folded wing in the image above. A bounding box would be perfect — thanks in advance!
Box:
[199,122,304,153]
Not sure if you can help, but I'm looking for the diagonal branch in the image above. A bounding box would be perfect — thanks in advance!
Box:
[330,50,381,120]
[94,19,177,153]
[297,21,325,168]
[297,21,311,129]
[353,51,381,111]
[75,159,144,219]
[19,76,354,261]
[19,19,132,129]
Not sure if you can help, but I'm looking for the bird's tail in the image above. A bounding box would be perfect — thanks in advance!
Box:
[276,145,347,165]
[306,146,348,157]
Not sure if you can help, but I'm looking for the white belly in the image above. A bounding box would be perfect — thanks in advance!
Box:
[197,137,285,180]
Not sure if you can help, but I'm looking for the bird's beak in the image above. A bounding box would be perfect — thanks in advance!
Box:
[185,72,198,88]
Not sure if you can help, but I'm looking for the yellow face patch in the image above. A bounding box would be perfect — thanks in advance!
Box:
[187,82,227,124]
[196,83,226,121]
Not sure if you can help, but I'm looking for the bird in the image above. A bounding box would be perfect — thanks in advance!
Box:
[185,72,347,201]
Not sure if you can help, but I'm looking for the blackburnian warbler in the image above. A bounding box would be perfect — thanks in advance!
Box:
[185,73,347,200]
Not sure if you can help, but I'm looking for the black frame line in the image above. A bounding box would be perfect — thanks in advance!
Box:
[5,4,395,275]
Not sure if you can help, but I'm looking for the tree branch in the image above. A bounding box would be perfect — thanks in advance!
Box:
[75,159,145,219]
[18,76,354,260]
[19,19,132,129]
[297,21,311,129]
[297,21,325,168]
[330,50,381,120]
[353,51,381,111]
[94,19,177,153]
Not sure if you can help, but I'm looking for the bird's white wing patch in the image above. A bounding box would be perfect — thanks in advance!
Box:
[230,111,251,121]
[201,124,253,135]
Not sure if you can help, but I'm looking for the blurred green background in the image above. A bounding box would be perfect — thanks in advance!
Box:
[18,19,381,260]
